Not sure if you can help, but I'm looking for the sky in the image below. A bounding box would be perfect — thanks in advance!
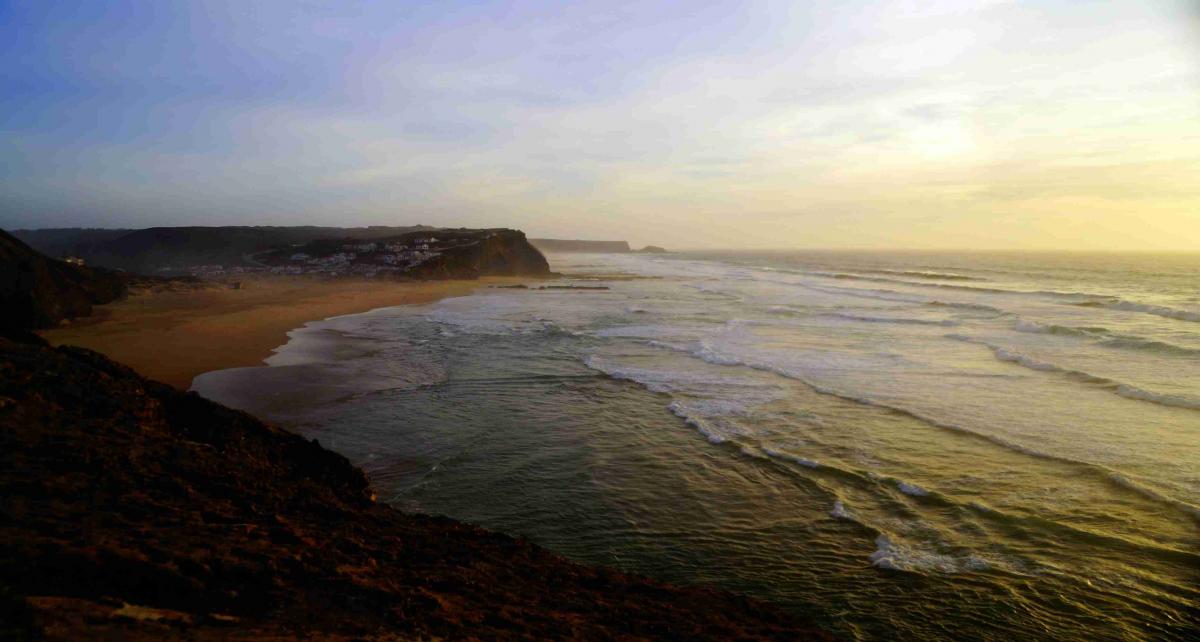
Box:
[1,0,1198,250]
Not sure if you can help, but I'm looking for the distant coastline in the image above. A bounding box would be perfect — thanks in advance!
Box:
[530,238,670,254]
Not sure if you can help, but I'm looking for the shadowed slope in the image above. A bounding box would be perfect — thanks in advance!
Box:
[0,229,126,331]
[0,334,829,640]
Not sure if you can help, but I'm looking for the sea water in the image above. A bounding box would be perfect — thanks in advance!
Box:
[194,250,1200,640]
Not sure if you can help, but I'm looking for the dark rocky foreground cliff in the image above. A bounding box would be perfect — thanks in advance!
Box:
[0,229,126,331]
[0,334,829,641]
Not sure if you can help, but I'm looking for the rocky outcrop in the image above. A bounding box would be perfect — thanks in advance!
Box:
[0,229,126,331]
[637,245,669,253]
[529,238,632,253]
[409,229,551,278]
[0,334,828,641]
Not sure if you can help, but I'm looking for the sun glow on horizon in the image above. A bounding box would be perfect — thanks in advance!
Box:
[1,0,1198,250]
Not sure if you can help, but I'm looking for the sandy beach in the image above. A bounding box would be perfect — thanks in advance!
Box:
[39,276,525,389]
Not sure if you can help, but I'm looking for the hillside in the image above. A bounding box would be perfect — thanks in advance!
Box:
[0,333,828,640]
[258,228,550,279]
[11,225,552,280]
[13,225,438,274]
[7,228,135,259]
[0,229,126,331]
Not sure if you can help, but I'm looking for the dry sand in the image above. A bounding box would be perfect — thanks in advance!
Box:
[40,276,526,389]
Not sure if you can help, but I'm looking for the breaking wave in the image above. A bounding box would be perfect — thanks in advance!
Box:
[826,312,958,327]
[1098,337,1200,357]
[946,335,1200,411]
[867,269,982,281]
[1013,320,1110,337]
[869,535,990,573]
[1013,320,1200,357]
[1071,299,1200,323]
[639,337,1200,522]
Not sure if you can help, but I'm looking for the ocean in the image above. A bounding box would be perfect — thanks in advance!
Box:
[194,250,1200,640]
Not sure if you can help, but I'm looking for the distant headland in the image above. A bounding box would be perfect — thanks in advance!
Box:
[530,238,669,254]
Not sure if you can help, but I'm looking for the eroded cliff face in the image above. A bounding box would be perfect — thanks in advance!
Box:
[410,229,552,279]
[0,334,826,641]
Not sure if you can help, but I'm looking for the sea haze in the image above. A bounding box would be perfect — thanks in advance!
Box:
[195,250,1200,641]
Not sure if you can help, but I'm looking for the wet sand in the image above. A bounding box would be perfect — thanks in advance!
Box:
[40,276,524,389]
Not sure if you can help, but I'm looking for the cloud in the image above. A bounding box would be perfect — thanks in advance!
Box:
[1,0,1198,248]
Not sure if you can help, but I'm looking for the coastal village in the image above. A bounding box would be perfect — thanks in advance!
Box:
[266,236,444,278]
[187,233,473,279]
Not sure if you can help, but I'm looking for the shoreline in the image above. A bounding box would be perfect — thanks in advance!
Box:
[38,275,529,390]
[1,332,829,641]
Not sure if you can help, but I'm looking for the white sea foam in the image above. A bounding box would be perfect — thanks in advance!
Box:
[869,535,989,573]
[831,500,853,520]
[897,482,930,497]
[762,446,820,468]
[1099,337,1200,357]
[947,335,1200,411]
[870,269,981,281]
[595,324,678,339]
[826,312,957,326]
[668,398,752,418]
[1102,300,1200,323]
[1013,320,1107,337]
[991,347,1062,373]
[426,296,526,335]
[1114,385,1200,411]
[536,251,1200,539]
[1013,321,1200,357]
[692,341,744,367]
[667,400,755,444]
[678,415,729,443]
[651,334,1137,483]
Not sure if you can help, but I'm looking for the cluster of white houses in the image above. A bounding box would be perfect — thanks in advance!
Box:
[271,237,445,277]
[181,237,455,278]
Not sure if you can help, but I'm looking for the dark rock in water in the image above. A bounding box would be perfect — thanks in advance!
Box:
[637,245,669,253]
[0,336,828,641]
[543,285,610,290]
[0,229,127,330]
